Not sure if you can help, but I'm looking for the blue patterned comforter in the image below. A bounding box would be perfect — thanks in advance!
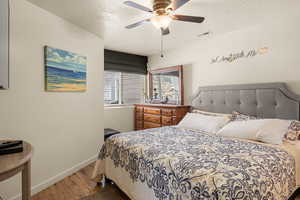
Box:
[99,126,296,200]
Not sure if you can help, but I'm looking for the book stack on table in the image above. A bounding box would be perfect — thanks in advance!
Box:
[0,140,23,155]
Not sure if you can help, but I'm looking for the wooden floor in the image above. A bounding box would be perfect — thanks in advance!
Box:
[32,162,300,200]
[32,163,129,200]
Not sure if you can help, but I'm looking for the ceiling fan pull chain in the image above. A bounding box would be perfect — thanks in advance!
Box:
[161,30,164,58]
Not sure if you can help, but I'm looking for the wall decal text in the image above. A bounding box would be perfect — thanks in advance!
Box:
[211,47,269,64]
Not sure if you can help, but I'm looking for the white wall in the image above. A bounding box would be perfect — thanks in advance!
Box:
[104,107,134,132]
[0,0,104,199]
[148,1,300,104]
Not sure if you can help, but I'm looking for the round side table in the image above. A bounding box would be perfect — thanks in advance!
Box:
[0,141,33,200]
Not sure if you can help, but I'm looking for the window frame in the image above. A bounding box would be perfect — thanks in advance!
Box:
[104,71,146,107]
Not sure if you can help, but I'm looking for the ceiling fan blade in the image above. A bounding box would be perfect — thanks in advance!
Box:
[170,0,191,10]
[124,1,152,13]
[172,15,205,23]
[125,19,150,29]
[161,27,170,35]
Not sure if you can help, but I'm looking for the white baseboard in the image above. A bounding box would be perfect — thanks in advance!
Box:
[9,154,98,200]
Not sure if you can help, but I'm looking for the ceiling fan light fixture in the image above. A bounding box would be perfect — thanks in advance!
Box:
[150,15,172,29]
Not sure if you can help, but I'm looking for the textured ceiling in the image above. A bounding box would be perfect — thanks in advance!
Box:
[26,0,297,56]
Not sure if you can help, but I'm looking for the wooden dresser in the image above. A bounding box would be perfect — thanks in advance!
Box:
[134,104,190,130]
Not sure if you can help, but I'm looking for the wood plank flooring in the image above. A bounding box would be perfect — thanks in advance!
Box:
[32,162,300,200]
[32,163,129,200]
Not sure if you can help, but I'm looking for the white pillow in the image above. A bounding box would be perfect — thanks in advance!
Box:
[192,109,232,118]
[217,119,273,140]
[177,113,231,133]
[256,119,290,145]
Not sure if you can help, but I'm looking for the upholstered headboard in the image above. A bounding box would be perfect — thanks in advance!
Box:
[191,83,300,120]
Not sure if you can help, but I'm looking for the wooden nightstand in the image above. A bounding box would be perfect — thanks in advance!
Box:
[0,141,33,200]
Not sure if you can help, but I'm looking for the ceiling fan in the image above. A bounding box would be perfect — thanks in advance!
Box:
[124,0,205,36]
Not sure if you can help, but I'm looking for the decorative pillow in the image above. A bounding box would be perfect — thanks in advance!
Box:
[232,111,257,121]
[177,113,231,134]
[192,109,232,118]
[225,111,300,143]
[216,119,273,141]
[284,120,300,141]
[256,119,291,145]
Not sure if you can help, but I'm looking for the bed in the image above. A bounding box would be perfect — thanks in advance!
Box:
[93,82,300,200]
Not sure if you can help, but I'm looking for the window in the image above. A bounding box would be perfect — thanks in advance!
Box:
[104,71,145,105]
[104,71,121,104]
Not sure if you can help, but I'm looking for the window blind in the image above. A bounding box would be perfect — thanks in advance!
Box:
[104,71,145,105]
[122,73,145,104]
[104,49,148,75]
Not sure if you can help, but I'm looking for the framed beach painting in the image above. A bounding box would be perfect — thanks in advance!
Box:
[0,0,9,89]
[44,46,87,92]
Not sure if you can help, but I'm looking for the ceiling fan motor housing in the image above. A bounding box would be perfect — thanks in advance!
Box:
[153,0,172,15]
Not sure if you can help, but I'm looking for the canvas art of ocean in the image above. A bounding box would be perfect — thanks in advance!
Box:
[45,46,87,92]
